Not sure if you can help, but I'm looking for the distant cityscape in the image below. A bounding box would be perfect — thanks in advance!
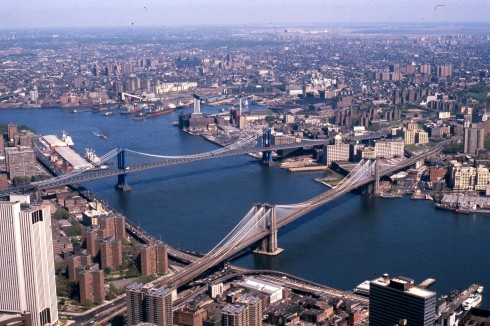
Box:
[1,23,490,326]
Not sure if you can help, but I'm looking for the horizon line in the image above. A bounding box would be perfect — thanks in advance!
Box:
[2,21,490,32]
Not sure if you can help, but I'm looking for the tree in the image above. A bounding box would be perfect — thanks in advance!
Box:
[105,284,123,300]
[56,275,79,299]
[65,221,82,237]
[55,261,66,275]
[12,176,30,186]
[54,208,70,220]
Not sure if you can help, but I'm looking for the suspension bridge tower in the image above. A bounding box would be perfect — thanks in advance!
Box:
[253,203,283,256]
[116,149,131,191]
[261,128,273,165]
[363,158,380,196]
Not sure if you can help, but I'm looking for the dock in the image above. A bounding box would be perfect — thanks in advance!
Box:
[418,278,436,289]
[446,283,483,312]
[288,165,328,172]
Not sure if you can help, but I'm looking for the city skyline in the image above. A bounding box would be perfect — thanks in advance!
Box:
[2,0,490,29]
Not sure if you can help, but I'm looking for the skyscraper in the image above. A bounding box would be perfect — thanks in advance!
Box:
[369,275,436,326]
[0,199,58,326]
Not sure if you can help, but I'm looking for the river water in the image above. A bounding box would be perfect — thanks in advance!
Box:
[2,106,489,307]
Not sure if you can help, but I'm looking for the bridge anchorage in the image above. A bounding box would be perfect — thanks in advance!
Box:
[116,149,131,191]
[253,203,283,256]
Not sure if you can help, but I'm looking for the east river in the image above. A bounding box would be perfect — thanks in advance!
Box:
[2,106,489,307]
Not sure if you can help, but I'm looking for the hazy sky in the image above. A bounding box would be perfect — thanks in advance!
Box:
[1,0,489,29]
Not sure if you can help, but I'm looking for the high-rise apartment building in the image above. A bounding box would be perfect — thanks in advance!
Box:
[4,146,37,180]
[78,264,105,304]
[221,304,249,326]
[99,237,122,270]
[146,288,173,326]
[99,214,126,241]
[401,129,416,145]
[235,294,263,326]
[464,125,485,155]
[369,275,436,326]
[7,122,17,140]
[66,254,92,282]
[126,283,173,326]
[324,142,350,165]
[139,242,168,276]
[374,138,405,158]
[0,200,58,326]
[449,162,490,191]
[416,130,429,144]
[127,283,146,326]
[436,64,452,78]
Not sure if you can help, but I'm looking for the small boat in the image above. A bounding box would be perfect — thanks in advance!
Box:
[133,117,144,121]
[92,132,108,140]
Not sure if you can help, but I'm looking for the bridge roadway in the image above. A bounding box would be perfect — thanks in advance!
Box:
[0,140,327,196]
[161,141,448,289]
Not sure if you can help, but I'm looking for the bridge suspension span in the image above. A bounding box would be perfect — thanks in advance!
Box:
[161,158,381,288]
[160,138,448,288]
[0,131,329,197]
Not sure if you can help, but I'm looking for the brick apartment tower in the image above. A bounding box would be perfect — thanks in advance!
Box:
[139,242,168,276]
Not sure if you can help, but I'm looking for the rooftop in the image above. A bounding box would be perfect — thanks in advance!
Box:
[222,303,247,315]
[147,287,172,297]
[371,276,436,299]
[127,282,145,292]
[55,146,92,170]
[241,277,283,294]
[43,134,67,147]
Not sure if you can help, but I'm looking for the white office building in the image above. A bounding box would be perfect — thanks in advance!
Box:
[0,199,58,325]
